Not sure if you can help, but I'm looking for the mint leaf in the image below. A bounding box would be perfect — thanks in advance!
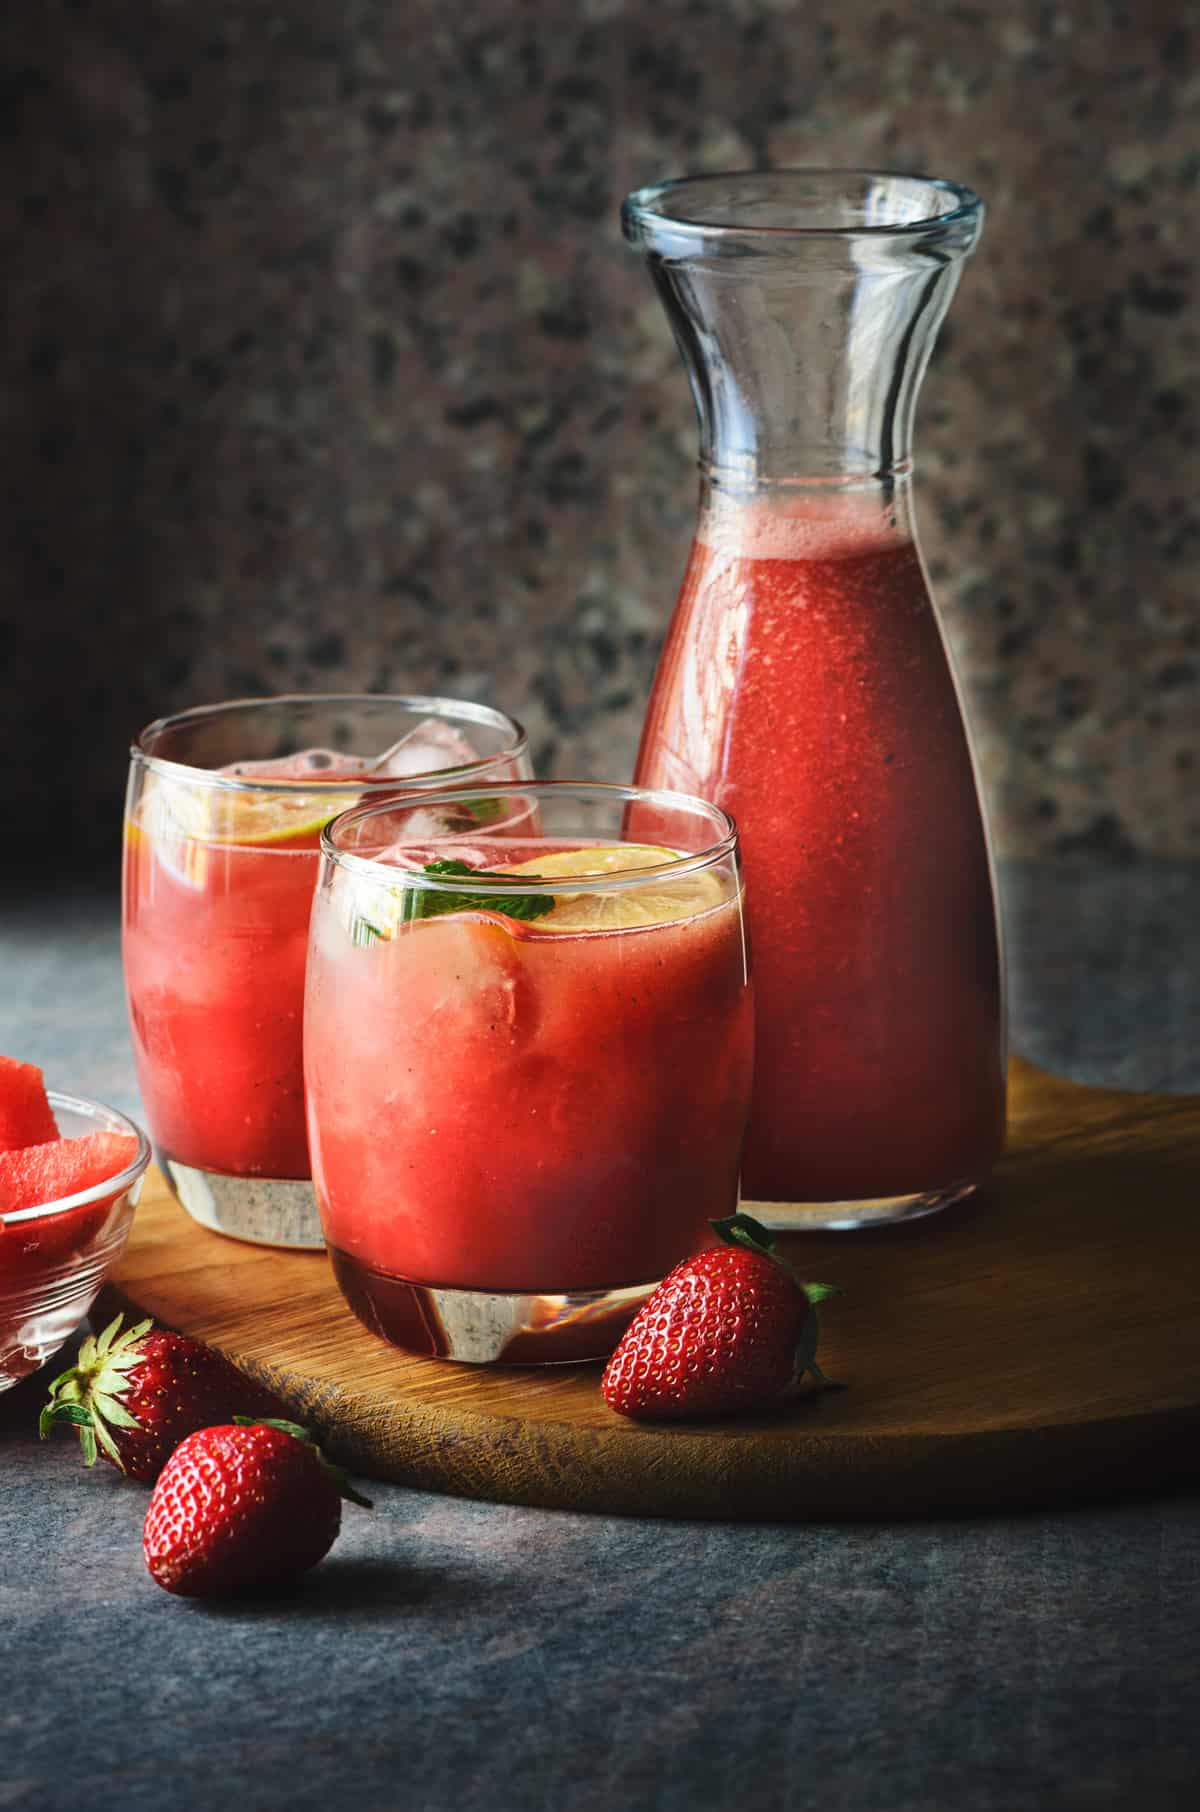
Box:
[464,797,505,825]
[405,859,555,925]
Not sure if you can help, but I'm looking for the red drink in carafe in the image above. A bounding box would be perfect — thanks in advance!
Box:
[624,169,1004,1225]
[636,491,1005,1210]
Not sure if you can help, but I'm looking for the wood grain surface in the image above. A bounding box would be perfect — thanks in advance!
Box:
[102,1058,1200,1520]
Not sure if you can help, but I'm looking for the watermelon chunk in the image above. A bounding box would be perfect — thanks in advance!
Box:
[0,1132,138,1214]
[0,1055,59,1153]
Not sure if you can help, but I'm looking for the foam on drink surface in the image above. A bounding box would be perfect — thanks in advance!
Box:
[697,488,910,564]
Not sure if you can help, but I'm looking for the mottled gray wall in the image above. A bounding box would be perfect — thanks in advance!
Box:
[3,0,1197,880]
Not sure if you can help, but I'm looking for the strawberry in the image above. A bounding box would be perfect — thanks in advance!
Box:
[39,1314,290,1480]
[601,1213,842,1421]
[143,1419,370,1598]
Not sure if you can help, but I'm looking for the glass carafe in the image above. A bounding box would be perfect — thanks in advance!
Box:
[623,171,1006,1230]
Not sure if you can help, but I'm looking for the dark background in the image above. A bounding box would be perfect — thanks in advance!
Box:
[2,0,1197,885]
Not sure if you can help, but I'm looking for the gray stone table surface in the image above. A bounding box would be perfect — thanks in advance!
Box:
[2,860,1198,1812]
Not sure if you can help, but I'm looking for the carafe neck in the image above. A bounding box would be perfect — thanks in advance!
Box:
[624,172,983,492]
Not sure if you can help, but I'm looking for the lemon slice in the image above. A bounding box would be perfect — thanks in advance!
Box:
[202,789,356,847]
[135,772,357,850]
[496,843,727,932]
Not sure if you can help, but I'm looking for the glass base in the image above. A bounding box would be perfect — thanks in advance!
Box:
[329,1245,653,1364]
[743,1179,977,1233]
[160,1152,324,1250]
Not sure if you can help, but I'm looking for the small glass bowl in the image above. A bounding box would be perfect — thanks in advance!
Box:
[0,1091,151,1391]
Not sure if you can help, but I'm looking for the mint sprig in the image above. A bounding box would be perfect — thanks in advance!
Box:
[350,859,557,944]
[406,859,555,925]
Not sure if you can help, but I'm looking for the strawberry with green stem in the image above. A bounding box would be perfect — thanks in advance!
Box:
[39,1314,290,1480]
[602,1212,843,1422]
[143,1418,371,1598]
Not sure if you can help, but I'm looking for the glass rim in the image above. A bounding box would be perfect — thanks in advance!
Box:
[623,167,983,242]
[321,779,740,896]
[0,1090,152,1226]
[130,693,529,796]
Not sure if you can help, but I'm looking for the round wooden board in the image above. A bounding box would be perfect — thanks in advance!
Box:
[102,1058,1200,1520]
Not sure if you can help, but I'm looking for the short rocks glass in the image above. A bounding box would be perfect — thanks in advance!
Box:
[305,781,754,1363]
[123,695,530,1248]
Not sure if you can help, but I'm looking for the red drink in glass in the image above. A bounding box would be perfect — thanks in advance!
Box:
[124,814,331,1182]
[122,696,530,1247]
[304,784,753,1362]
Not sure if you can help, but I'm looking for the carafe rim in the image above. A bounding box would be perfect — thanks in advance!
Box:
[623,168,983,248]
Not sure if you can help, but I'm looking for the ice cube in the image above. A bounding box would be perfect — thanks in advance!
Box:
[379,831,496,867]
[368,718,482,779]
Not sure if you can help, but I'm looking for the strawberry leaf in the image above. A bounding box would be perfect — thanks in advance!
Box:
[90,1392,141,1430]
[44,1362,81,1396]
[806,1356,846,1392]
[90,1415,123,1466]
[38,1313,150,1472]
[39,1401,91,1432]
[94,1315,123,1357]
[710,1212,776,1260]
[235,1415,313,1444]
[789,1307,845,1394]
